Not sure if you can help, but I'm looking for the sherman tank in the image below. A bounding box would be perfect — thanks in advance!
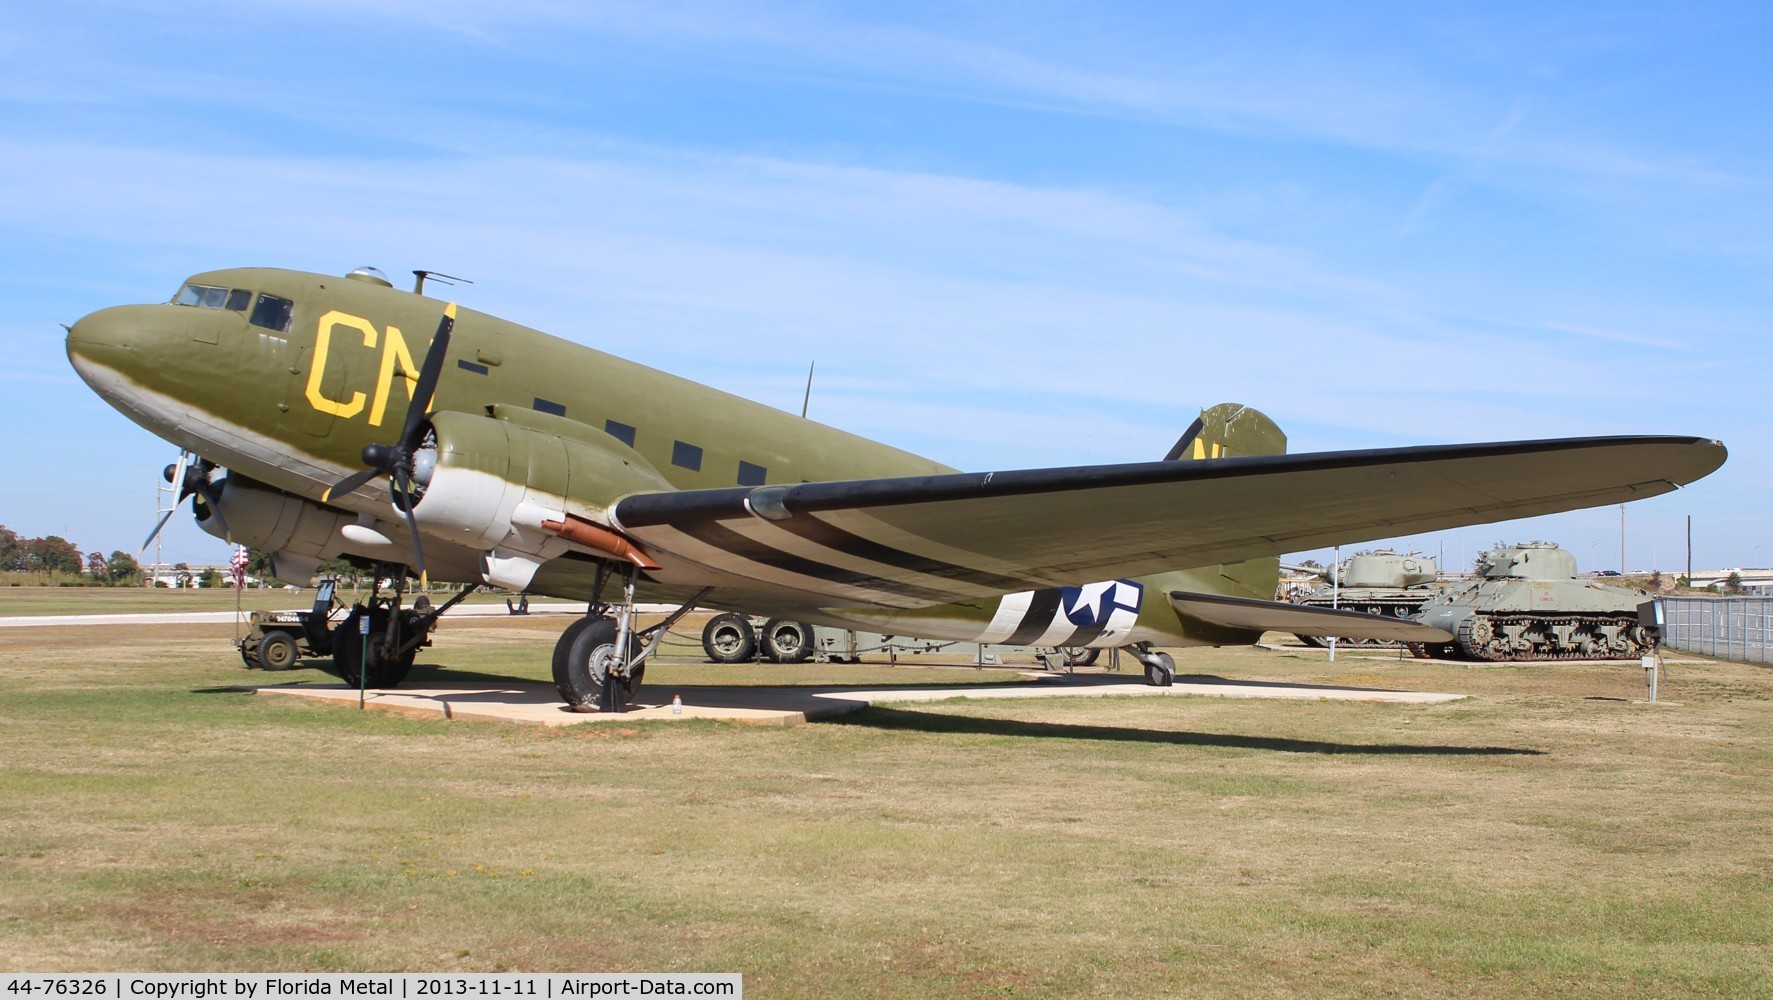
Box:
[1284,550,1441,647]
[1410,542,1656,661]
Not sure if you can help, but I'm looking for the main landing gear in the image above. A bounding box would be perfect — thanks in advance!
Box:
[332,566,479,688]
[551,563,710,713]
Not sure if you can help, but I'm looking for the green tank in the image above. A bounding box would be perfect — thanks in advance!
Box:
[1284,550,1442,648]
[1411,542,1656,661]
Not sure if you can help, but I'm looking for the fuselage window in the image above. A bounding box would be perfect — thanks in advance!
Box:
[225,289,252,312]
[175,283,232,308]
[672,441,703,472]
[250,294,294,333]
[605,420,636,448]
[737,461,767,486]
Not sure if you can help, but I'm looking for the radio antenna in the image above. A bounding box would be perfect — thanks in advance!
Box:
[801,361,816,419]
[413,270,474,295]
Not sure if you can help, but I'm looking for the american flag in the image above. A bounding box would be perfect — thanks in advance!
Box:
[230,545,249,590]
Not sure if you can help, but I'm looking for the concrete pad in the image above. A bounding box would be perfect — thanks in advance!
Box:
[0,602,649,628]
[248,672,1465,727]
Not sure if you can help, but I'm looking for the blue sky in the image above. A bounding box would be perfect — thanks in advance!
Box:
[2,1,1767,575]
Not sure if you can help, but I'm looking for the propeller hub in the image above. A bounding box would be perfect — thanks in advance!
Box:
[362,443,397,470]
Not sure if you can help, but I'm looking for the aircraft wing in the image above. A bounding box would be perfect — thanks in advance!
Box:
[611,436,1724,607]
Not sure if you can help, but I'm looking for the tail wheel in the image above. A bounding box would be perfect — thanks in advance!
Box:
[332,607,419,688]
[762,618,814,663]
[701,612,756,663]
[256,630,299,671]
[1143,651,1175,687]
[554,617,641,712]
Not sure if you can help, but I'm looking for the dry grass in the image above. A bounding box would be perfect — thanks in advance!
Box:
[1,611,1769,997]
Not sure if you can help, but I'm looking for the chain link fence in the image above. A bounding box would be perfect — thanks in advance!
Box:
[1658,595,1773,664]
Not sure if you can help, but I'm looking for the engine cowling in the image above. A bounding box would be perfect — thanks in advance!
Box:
[413,409,675,556]
[198,475,354,585]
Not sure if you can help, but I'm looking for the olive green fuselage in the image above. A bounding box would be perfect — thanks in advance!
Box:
[66,267,1273,649]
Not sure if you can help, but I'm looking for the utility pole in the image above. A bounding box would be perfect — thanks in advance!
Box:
[1687,514,1692,585]
[1620,504,1626,575]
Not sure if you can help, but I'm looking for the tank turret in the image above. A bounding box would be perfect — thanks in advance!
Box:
[1411,542,1655,661]
[1284,550,1442,647]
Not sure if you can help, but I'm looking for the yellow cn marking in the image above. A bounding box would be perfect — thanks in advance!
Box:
[369,324,421,428]
[306,311,376,419]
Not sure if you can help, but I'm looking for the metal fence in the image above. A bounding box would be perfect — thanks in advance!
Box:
[1659,595,1773,664]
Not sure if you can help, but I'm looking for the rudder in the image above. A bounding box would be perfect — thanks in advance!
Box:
[1163,403,1287,461]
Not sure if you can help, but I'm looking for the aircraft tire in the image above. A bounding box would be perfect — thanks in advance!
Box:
[552,616,602,682]
[256,630,299,671]
[762,618,814,663]
[332,608,418,688]
[702,613,756,663]
[555,617,639,712]
[1143,652,1175,687]
[1061,646,1099,667]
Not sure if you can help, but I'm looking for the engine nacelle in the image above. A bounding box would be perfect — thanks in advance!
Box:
[414,408,674,555]
[199,475,354,584]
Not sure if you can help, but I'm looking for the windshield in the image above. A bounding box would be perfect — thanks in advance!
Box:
[175,283,253,311]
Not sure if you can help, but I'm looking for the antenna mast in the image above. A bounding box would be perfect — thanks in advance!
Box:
[413,270,474,295]
[801,361,816,419]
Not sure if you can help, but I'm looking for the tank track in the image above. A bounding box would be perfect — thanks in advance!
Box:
[1449,613,1652,662]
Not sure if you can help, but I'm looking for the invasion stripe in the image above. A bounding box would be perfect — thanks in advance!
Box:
[680,521,965,605]
[786,516,1035,594]
[1004,589,1065,646]
[721,516,1006,601]
[1057,623,1110,648]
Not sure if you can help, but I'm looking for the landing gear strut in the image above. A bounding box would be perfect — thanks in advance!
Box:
[552,566,710,712]
[332,566,479,689]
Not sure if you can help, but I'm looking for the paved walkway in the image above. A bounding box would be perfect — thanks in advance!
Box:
[0,602,632,628]
[249,672,1466,727]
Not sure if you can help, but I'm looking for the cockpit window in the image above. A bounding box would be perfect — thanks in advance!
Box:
[249,294,294,333]
[175,283,231,308]
[175,283,255,311]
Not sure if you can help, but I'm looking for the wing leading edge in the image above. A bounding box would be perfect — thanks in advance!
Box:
[611,435,1724,608]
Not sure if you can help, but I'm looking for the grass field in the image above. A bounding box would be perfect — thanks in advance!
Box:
[1,604,1769,997]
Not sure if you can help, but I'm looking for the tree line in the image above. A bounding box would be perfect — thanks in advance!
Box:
[1,525,146,584]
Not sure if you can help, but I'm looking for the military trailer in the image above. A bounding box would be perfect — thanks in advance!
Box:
[1410,542,1657,661]
[1284,550,1442,647]
[699,612,1074,669]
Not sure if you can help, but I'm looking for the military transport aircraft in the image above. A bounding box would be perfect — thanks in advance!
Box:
[65,266,1725,711]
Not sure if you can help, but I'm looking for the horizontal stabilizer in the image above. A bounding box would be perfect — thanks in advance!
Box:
[1167,591,1454,642]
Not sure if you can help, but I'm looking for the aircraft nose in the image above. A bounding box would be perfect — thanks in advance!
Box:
[65,305,139,370]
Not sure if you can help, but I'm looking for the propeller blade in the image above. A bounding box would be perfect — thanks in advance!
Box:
[141,504,179,552]
[398,303,456,451]
[391,467,428,584]
[193,480,231,541]
[142,451,197,551]
[323,466,381,504]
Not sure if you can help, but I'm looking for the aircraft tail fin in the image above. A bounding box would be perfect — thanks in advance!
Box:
[1155,404,1288,608]
[1163,403,1287,461]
